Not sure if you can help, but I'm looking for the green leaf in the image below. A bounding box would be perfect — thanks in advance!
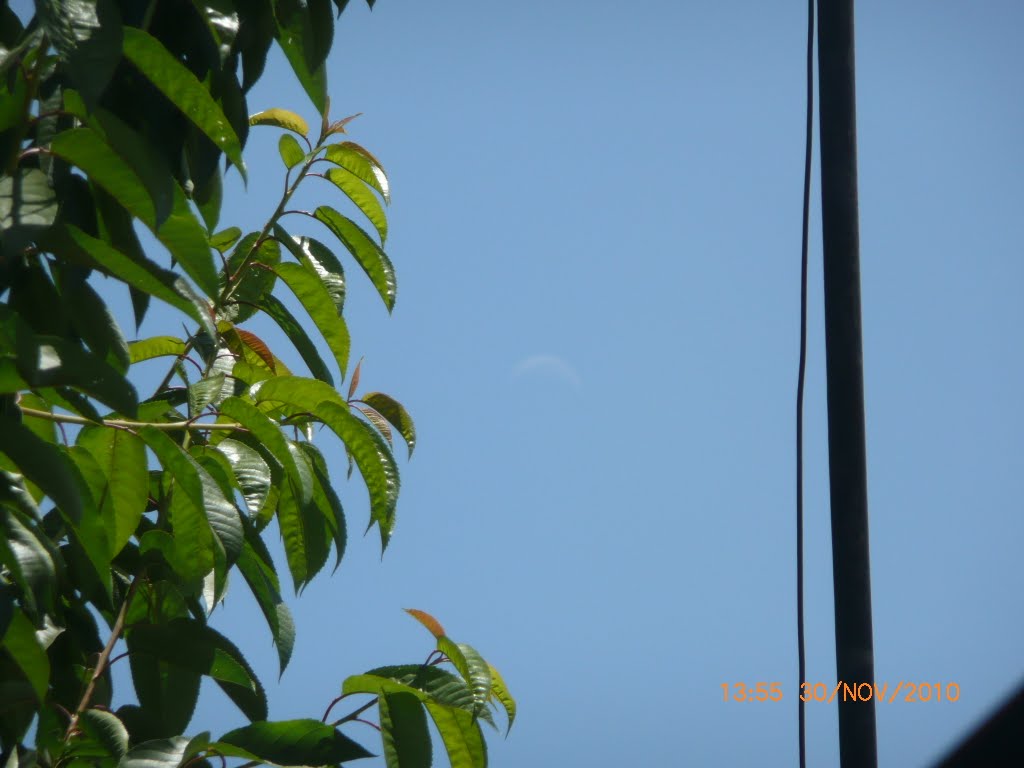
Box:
[314,206,396,312]
[127,619,267,722]
[274,261,351,380]
[325,167,388,243]
[216,438,272,519]
[62,225,216,342]
[0,505,58,616]
[425,704,487,768]
[274,226,346,314]
[63,278,130,375]
[210,226,242,253]
[278,133,305,170]
[236,522,295,676]
[380,692,432,768]
[0,608,50,703]
[274,3,328,114]
[225,232,280,323]
[188,373,227,415]
[138,428,216,582]
[360,392,416,458]
[0,167,58,233]
[217,396,312,504]
[129,336,188,365]
[48,131,218,298]
[254,378,399,548]
[296,442,346,573]
[324,142,390,204]
[76,426,147,556]
[259,294,334,385]
[343,665,474,712]
[0,418,82,521]
[453,643,491,722]
[118,736,191,768]
[78,709,129,761]
[15,333,138,416]
[487,664,515,735]
[215,720,373,765]
[38,0,122,111]
[249,108,309,137]
[122,27,246,179]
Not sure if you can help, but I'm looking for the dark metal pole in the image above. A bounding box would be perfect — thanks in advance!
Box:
[816,1,878,766]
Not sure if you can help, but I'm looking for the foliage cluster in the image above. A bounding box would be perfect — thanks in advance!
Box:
[0,2,513,767]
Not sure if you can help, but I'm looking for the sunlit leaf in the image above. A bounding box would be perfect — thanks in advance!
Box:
[274,226,346,314]
[487,664,515,735]
[0,608,50,702]
[278,133,305,170]
[325,167,387,243]
[324,141,389,203]
[343,665,473,712]
[314,206,396,312]
[361,392,416,457]
[405,608,446,639]
[424,702,487,768]
[249,108,309,137]
[76,426,147,556]
[129,336,187,365]
[274,1,327,114]
[210,226,242,253]
[122,27,246,178]
[236,522,295,676]
[274,261,350,379]
[0,505,58,616]
[216,438,272,519]
[258,294,334,385]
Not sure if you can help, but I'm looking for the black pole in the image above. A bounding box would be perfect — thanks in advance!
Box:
[816,2,878,767]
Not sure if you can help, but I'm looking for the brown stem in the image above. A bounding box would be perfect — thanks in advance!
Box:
[65,577,141,739]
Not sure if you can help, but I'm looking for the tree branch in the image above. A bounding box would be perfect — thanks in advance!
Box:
[19,407,247,433]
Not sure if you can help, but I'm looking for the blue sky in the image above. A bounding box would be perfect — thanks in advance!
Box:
[18,0,1024,765]
[210,2,1024,766]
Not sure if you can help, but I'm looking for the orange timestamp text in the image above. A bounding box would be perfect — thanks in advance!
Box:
[722,681,960,703]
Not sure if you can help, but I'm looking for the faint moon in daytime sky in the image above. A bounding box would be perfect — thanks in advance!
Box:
[512,354,583,390]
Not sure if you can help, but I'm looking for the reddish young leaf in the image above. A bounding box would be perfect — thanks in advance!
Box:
[405,608,446,639]
[347,356,363,401]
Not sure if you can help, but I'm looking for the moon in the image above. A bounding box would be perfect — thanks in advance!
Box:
[511,354,582,390]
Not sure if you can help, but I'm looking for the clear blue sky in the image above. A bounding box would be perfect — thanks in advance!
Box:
[26,0,1024,765]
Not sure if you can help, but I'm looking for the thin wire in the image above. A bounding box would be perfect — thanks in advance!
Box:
[797,1,815,767]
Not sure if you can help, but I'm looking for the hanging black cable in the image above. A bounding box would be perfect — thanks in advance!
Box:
[796,0,814,765]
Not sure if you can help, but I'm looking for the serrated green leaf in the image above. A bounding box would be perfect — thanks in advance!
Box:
[324,142,389,203]
[259,294,334,385]
[314,206,396,312]
[453,643,491,722]
[486,664,515,735]
[274,226,346,314]
[424,702,487,768]
[274,261,350,379]
[129,336,187,365]
[325,167,387,244]
[76,426,147,556]
[78,708,129,760]
[380,692,432,768]
[122,27,246,179]
[249,108,309,137]
[118,736,191,768]
[127,619,267,722]
[215,720,373,765]
[278,133,305,169]
[361,392,416,458]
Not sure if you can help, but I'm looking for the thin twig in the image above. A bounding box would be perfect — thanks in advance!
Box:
[19,407,247,433]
